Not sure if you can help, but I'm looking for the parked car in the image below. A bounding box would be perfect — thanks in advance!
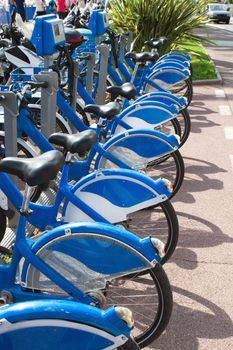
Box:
[207,3,231,24]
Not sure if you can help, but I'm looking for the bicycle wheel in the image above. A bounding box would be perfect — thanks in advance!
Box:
[144,150,184,198]
[76,101,90,126]
[98,147,184,199]
[0,209,6,244]
[155,117,181,138]
[25,250,172,349]
[176,108,191,146]
[119,200,179,265]
[0,135,40,202]
[29,106,71,134]
[104,264,173,348]
[144,75,193,107]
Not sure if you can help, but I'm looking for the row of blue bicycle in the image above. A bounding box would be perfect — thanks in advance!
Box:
[0,7,193,350]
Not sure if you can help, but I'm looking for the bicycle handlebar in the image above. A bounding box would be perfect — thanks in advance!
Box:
[25,81,49,89]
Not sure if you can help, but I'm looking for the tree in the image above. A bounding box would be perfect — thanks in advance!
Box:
[107,0,210,53]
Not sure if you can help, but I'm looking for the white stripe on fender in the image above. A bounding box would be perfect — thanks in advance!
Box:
[0,319,126,349]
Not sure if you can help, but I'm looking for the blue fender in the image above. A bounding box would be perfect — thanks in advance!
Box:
[146,67,190,85]
[21,221,159,285]
[152,59,190,71]
[0,300,130,336]
[95,128,179,170]
[62,168,171,223]
[158,51,191,61]
[135,91,188,109]
[0,300,131,348]
[111,100,178,134]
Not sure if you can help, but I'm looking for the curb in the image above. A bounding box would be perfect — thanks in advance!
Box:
[192,53,223,85]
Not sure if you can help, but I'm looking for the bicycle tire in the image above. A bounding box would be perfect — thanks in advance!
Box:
[177,108,191,146]
[183,77,193,106]
[145,149,185,198]
[105,264,173,348]
[25,251,172,349]
[0,135,41,202]
[98,146,184,199]
[76,101,89,126]
[165,77,193,106]
[118,199,179,265]
[144,73,193,106]
[149,116,181,139]
[29,107,71,134]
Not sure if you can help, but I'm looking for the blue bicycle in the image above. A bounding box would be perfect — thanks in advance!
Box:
[0,127,178,265]
[0,82,184,201]
[0,150,173,348]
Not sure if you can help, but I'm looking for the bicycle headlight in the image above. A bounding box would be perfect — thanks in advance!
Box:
[115,306,134,328]
[162,178,173,193]
[151,237,165,258]
[174,133,181,145]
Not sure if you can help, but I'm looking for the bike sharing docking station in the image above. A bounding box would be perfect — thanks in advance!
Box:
[0,16,66,234]
[30,15,66,138]
[75,9,110,104]
[0,86,21,231]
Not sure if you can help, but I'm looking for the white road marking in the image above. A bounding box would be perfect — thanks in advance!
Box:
[215,89,225,98]
[230,155,233,171]
[219,105,232,116]
[224,127,233,139]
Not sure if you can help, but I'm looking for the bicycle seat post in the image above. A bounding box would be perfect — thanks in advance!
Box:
[130,62,140,84]
[20,184,33,216]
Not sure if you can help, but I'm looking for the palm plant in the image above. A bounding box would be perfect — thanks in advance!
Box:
[107,0,209,53]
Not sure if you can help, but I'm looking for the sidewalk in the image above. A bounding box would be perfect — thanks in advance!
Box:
[146,26,233,349]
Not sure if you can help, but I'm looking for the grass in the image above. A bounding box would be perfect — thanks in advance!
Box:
[176,42,217,81]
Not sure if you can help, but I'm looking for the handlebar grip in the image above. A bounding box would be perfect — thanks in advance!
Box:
[76,54,92,61]
[25,81,49,88]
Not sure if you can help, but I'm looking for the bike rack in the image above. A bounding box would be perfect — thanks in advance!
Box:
[126,31,133,52]
[33,70,58,139]
[0,90,19,229]
[118,35,128,61]
[85,52,96,96]
[95,44,109,105]
[0,91,18,158]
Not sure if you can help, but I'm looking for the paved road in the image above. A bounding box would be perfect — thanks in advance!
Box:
[146,25,233,350]
[208,19,233,32]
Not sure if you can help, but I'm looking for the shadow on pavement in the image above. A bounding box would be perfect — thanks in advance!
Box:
[190,114,220,135]
[169,212,233,270]
[150,286,233,350]
[174,157,226,204]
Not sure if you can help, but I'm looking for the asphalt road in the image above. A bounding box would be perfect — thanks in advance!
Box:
[208,19,233,31]
[145,24,233,350]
